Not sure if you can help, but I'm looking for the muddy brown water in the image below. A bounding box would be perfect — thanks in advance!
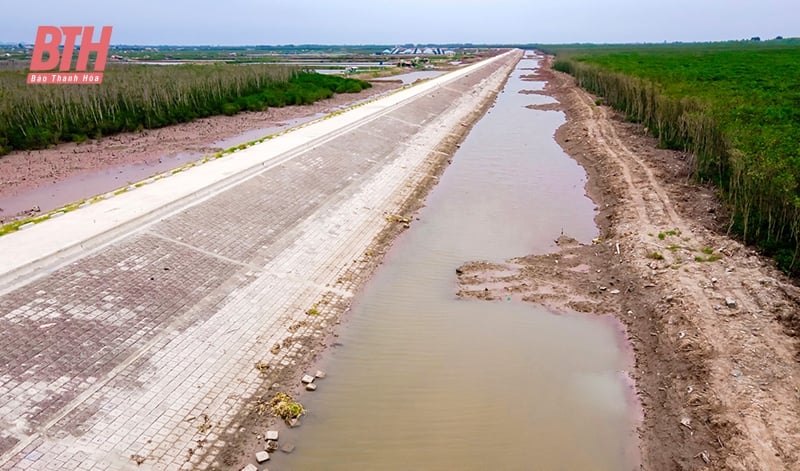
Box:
[275,56,641,471]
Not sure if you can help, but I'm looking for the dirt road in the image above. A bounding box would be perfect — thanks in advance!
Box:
[458,58,800,470]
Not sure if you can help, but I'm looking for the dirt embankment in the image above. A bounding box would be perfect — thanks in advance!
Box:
[0,81,401,222]
[458,58,800,470]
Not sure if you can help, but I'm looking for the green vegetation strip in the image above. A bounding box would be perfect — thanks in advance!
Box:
[0,65,370,155]
[546,42,800,275]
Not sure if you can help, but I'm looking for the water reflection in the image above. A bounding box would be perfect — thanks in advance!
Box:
[278,55,638,471]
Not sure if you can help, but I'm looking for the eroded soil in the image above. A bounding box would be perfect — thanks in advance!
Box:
[458,58,800,470]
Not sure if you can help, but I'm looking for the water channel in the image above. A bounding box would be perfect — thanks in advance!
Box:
[275,53,640,471]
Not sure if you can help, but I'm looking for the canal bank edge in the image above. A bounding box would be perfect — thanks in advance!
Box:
[210,50,522,469]
[458,57,800,470]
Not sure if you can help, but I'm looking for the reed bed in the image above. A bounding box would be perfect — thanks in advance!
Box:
[551,44,800,274]
[0,63,370,155]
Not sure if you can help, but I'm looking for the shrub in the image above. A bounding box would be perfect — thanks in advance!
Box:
[269,393,305,420]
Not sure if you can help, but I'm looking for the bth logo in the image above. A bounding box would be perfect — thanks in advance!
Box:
[27,26,113,85]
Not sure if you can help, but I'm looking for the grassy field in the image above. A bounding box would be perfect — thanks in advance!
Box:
[0,64,371,156]
[546,41,800,274]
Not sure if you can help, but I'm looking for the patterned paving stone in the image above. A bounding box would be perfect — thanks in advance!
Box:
[0,53,515,470]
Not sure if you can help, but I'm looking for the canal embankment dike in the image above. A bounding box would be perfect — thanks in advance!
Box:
[0,51,531,470]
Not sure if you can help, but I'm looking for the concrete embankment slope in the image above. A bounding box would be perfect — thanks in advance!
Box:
[0,50,520,469]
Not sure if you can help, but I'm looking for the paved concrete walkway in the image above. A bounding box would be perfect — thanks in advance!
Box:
[0,51,516,470]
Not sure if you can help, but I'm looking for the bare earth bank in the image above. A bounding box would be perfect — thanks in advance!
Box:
[458,59,800,470]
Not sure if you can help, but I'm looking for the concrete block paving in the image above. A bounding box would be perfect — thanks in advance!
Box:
[0,52,515,469]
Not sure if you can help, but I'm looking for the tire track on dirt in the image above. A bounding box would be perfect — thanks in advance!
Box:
[567,75,800,471]
[460,57,800,470]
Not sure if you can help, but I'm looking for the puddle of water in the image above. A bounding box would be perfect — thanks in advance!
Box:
[276,55,640,470]
[210,115,320,150]
[371,70,447,85]
[274,61,394,67]
[319,70,446,84]
[214,81,409,151]
[0,153,203,219]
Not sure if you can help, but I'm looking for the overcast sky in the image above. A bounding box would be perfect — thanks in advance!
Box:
[2,0,797,45]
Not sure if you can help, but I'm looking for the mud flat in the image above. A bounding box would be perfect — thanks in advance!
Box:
[459,58,800,470]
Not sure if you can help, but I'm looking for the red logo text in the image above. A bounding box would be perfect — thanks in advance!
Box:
[28,26,112,85]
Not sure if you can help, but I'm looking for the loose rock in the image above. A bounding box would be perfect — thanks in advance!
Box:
[255,450,270,463]
[301,375,315,384]
[725,297,737,308]
[306,383,318,391]
[315,370,326,379]
[266,430,279,441]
